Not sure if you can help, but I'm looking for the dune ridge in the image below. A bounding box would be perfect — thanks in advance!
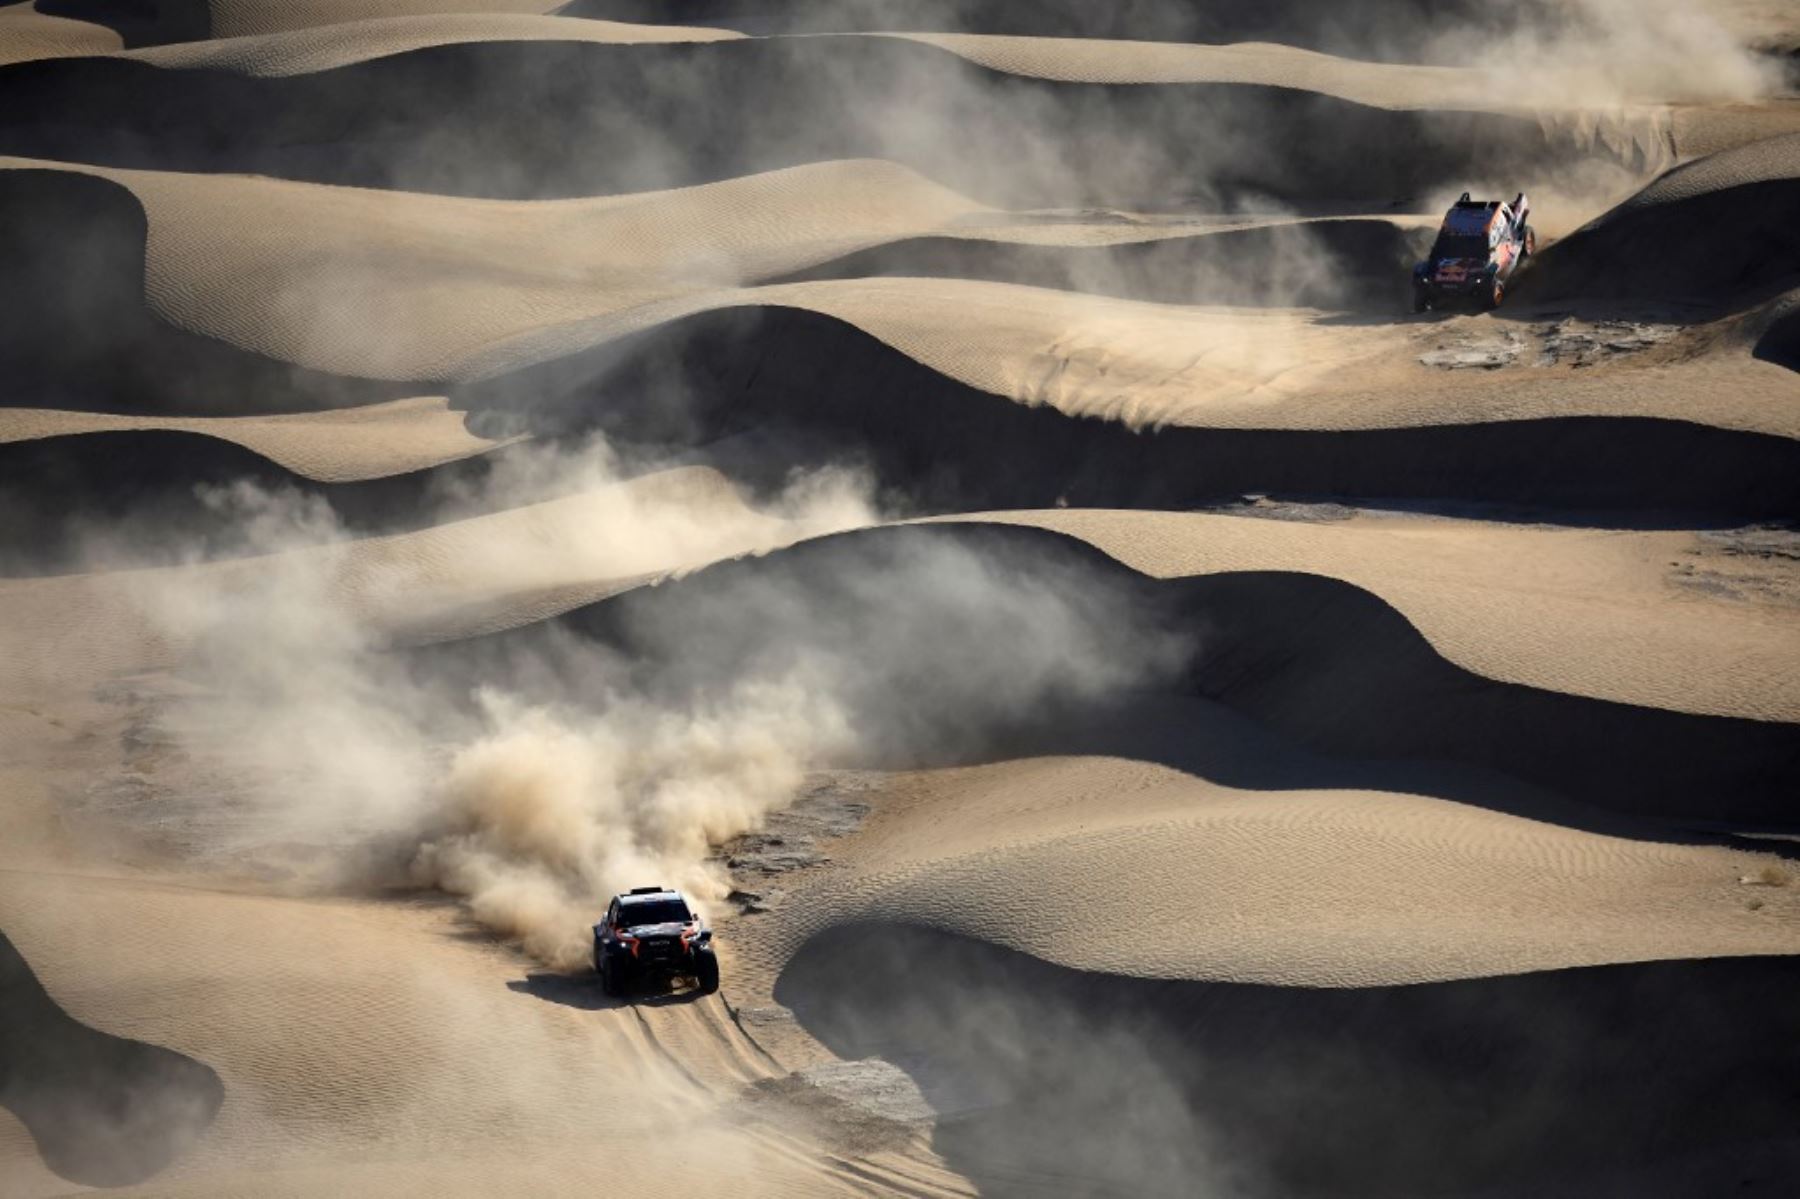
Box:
[1,1,1797,1194]
[761,757,1798,987]
[133,13,741,75]
[0,464,854,691]
[0,37,1692,208]
[4,153,1792,444]
[423,521,1800,827]
[0,396,500,482]
[0,2,121,66]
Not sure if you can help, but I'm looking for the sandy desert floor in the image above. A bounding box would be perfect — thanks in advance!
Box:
[1,1,1798,1196]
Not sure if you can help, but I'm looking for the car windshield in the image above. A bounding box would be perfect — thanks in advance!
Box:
[1431,233,1489,260]
[619,899,690,927]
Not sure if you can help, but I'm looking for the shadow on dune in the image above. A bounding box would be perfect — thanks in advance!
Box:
[1039,692,1793,857]
[0,929,223,1188]
[34,0,209,47]
[767,219,1426,312]
[567,0,1557,61]
[0,169,410,416]
[1150,565,1800,829]
[1515,141,1800,308]
[13,294,1789,570]
[0,430,512,575]
[407,523,1800,832]
[460,305,1800,524]
[776,924,1800,1198]
[8,293,1791,571]
[0,39,1651,208]
[1753,300,1800,371]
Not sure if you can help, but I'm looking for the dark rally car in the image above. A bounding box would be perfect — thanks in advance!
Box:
[1412,192,1536,312]
[593,887,720,997]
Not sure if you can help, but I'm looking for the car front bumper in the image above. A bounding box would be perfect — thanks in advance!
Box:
[1419,274,1493,297]
[606,940,708,975]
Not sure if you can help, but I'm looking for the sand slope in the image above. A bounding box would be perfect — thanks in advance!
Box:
[6,155,1793,445]
[0,396,499,482]
[1525,131,1800,301]
[135,13,739,75]
[765,756,1798,986]
[0,465,845,694]
[0,868,926,1198]
[946,509,1800,720]
[1,3,1797,1195]
[0,36,1685,208]
[0,1,120,66]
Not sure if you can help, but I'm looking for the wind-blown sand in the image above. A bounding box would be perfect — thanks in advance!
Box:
[1,1,1797,1195]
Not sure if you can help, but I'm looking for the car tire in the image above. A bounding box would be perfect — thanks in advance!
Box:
[1484,278,1505,310]
[1522,225,1537,258]
[601,955,623,998]
[1412,288,1431,314]
[694,950,720,995]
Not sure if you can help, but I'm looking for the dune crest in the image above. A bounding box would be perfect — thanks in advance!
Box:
[1,0,1797,1193]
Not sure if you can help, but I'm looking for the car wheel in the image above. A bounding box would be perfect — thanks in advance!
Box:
[695,951,720,995]
[1522,225,1537,258]
[600,956,622,998]
[1485,278,1505,310]
[1412,288,1431,314]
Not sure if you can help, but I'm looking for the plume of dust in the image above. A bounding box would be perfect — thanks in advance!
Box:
[1430,0,1781,105]
[411,680,852,969]
[103,437,877,969]
[98,436,1182,973]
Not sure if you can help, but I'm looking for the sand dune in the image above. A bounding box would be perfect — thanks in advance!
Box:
[1,2,1796,1194]
[0,156,989,381]
[776,925,1800,1195]
[1525,131,1800,301]
[0,397,507,571]
[893,32,1670,112]
[7,155,1793,447]
[0,36,1685,208]
[944,509,1800,720]
[209,0,563,38]
[0,1,121,66]
[70,17,1696,142]
[0,429,521,575]
[573,0,1800,68]
[0,870,904,1198]
[0,929,221,1188]
[1,4,1773,140]
[10,491,1793,726]
[738,279,1798,435]
[0,396,500,482]
[773,216,1430,310]
[764,756,1797,986]
[134,13,739,75]
[433,521,1797,828]
[0,465,843,692]
[0,167,410,416]
[469,304,1800,524]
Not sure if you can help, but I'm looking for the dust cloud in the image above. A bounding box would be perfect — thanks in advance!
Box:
[88,439,1182,970]
[1430,0,1782,105]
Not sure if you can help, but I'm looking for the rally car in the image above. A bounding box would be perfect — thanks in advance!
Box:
[1412,192,1536,312]
[594,887,719,997]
